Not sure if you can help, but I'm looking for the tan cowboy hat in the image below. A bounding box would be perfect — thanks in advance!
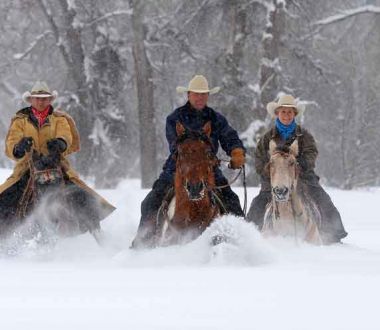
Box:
[176,75,220,94]
[266,94,305,118]
[22,81,58,103]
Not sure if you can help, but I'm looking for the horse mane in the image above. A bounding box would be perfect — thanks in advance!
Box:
[275,144,290,154]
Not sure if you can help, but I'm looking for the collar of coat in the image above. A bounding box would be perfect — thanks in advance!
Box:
[16,106,54,129]
[181,101,213,119]
[271,123,303,139]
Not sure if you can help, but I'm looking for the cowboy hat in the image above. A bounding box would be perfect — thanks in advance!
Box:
[22,81,58,103]
[176,75,220,94]
[266,94,305,118]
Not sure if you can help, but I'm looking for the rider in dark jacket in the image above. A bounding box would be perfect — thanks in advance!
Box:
[247,94,347,243]
[133,75,246,247]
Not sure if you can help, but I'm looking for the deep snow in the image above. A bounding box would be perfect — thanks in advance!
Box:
[0,168,379,330]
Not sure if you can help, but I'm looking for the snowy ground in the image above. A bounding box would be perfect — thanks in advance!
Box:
[0,168,379,330]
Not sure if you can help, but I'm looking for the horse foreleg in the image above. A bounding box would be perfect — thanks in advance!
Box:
[261,204,274,237]
[304,219,322,245]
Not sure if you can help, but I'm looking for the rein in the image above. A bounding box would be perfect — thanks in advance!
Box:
[214,159,243,189]
[215,159,248,219]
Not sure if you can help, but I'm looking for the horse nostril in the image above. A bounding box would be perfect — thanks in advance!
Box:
[273,186,288,196]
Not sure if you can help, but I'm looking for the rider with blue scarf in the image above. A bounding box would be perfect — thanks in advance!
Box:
[247,94,347,244]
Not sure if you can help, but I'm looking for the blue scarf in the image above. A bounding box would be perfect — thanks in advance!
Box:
[275,118,296,141]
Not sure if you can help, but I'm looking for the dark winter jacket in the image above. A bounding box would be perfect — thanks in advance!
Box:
[255,125,319,190]
[159,102,244,183]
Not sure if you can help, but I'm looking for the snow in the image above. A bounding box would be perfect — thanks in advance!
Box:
[0,168,379,329]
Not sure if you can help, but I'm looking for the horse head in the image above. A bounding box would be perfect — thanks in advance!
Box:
[175,121,218,201]
[268,139,299,202]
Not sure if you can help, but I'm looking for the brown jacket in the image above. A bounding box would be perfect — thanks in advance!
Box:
[255,125,319,190]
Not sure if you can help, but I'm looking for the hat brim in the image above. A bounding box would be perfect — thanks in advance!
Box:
[176,86,220,95]
[23,91,58,103]
[266,102,305,118]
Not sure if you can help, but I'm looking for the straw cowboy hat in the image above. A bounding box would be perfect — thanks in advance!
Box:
[266,94,305,118]
[22,81,58,103]
[176,75,220,94]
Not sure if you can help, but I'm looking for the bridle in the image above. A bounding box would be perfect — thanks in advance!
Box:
[175,132,248,218]
[175,132,218,191]
[269,149,301,243]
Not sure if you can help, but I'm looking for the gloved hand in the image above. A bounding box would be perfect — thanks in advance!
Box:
[47,138,67,154]
[229,148,245,169]
[296,156,308,171]
[13,137,33,158]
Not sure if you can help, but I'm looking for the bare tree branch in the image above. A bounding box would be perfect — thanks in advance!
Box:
[84,10,132,28]
[13,31,53,60]
[314,5,380,26]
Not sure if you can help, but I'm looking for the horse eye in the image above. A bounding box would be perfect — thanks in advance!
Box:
[289,160,295,166]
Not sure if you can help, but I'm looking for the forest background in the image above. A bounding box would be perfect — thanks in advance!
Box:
[0,0,379,189]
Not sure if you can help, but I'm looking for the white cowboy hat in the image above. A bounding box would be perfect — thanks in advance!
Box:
[266,94,305,118]
[176,75,220,94]
[22,81,58,103]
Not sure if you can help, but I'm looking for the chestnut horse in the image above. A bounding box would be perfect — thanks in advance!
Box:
[262,139,322,244]
[155,121,221,246]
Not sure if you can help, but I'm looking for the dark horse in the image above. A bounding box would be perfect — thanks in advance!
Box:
[154,121,222,246]
[3,150,106,248]
[262,139,322,244]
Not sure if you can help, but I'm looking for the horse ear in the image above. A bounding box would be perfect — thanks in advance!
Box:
[269,140,277,156]
[176,122,186,136]
[203,121,212,137]
[289,139,299,156]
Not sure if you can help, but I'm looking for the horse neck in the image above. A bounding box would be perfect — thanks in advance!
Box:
[274,200,294,221]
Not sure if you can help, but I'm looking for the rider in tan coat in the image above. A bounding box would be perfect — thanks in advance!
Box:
[0,81,115,239]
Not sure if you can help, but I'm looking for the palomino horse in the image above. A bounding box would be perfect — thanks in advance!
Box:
[262,139,322,244]
[155,121,221,246]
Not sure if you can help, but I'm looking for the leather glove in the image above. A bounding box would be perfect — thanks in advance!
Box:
[296,156,308,171]
[47,138,67,154]
[13,137,33,158]
[229,148,245,169]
